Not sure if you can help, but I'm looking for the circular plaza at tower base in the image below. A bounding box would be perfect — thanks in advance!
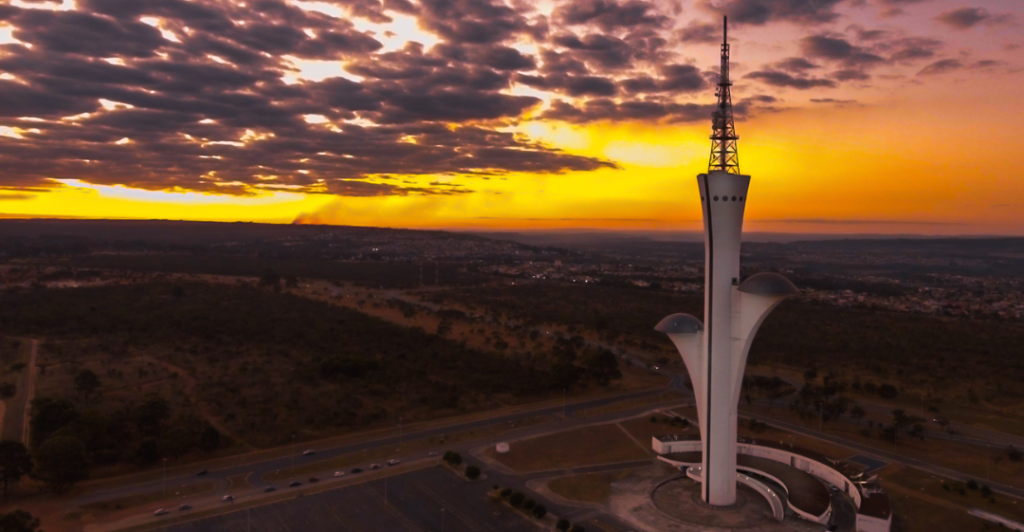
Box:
[653,434,891,532]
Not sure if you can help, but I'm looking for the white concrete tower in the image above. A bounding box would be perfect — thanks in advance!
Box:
[655,16,798,507]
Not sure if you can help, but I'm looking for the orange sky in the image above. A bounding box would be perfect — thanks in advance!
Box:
[1,0,1022,235]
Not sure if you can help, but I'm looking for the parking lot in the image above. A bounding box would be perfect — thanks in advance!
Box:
[160,466,537,532]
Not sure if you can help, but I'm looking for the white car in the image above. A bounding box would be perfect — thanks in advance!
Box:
[428,451,439,456]
[303,449,315,456]
[334,471,345,477]
[370,463,381,470]
[154,509,169,516]
[222,495,234,502]
[387,459,400,466]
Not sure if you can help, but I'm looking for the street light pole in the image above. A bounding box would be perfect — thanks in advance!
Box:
[441,508,446,531]
[162,458,168,498]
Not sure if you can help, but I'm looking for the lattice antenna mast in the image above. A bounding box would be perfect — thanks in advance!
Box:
[708,15,740,174]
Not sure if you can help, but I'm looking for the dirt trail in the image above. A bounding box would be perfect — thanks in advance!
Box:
[139,355,247,449]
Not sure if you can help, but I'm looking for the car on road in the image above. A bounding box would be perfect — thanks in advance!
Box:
[178,504,192,511]
[351,467,363,473]
[197,469,208,476]
[309,477,320,483]
[334,471,344,477]
[303,449,315,456]
[222,495,234,502]
[154,509,169,516]
[264,486,276,492]
[387,459,400,466]
[289,481,302,487]
[428,451,439,456]
[370,463,381,470]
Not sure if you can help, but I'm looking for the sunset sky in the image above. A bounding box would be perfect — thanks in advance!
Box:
[0,0,1020,235]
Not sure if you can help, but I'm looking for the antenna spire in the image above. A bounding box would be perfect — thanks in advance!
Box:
[708,15,740,174]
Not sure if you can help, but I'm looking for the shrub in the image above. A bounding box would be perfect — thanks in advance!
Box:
[980,485,992,497]
[510,492,525,507]
[532,504,547,518]
[523,499,535,510]
[556,519,571,531]
[449,452,462,466]
[878,384,899,399]
[967,479,978,490]
[465,465,481,480]
[1008,446,1023,462]
[500,488,512,498]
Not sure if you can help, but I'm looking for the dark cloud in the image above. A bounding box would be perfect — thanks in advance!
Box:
[515,73,619,96]
[552,32,635,70]
[0,1,619,197]
[417,0,547,45]
[746,70,837,89]
[801,34,886,69]
[810,98,857,104]
[540,95,776,124]
[916,58,961,76]
[832,69,870,81]
[675,20,721,44]
[773,57,820,72]
[555,0,669,32]
[699,0,845,26]
[935,7,1014,29]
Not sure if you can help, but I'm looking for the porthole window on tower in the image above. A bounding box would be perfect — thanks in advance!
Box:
[714,196,719,201]
[732,196,737,201]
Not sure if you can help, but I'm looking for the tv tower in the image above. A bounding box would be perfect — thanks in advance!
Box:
[655,15,798,507]
[709,16,739,174]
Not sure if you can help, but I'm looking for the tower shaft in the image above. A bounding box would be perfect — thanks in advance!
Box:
[709,16,740,175]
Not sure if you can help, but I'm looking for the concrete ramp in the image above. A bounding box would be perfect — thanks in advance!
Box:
[685,465,785,523]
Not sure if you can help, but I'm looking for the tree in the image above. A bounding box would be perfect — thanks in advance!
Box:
[465,465,481,479]
[136,394,170,436]
[556,519,571,531]
[436,319,453,337]
[569,526,586,532]
[0,383,14,400]
[850,405,866,424]
[878,384,899,399]
[584,349,622,386]
[134,438,161,464]
[29,397,79,448]
[200,425,221,452]
[171,285,185,298]
[532,504,547,518]
[967,479,979,490]
[33,436,90,493]
[510,492,525,507]
[804,368,818,383]
[74,369,100,396]
[0,441,33,496]
[523,499,535,510]
[260,270,281,288]
[0,510,41,532]
[500,487,512,498]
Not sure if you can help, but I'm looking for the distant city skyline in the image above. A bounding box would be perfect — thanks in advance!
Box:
[1,0,1021,235]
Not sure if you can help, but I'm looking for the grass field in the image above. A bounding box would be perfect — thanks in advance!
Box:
[738,402,1024,489]
[618,413,697,447]
[881,466,1024,524]
[489,424,649,472]
[548,469,636,504]
[573,391,686,418]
